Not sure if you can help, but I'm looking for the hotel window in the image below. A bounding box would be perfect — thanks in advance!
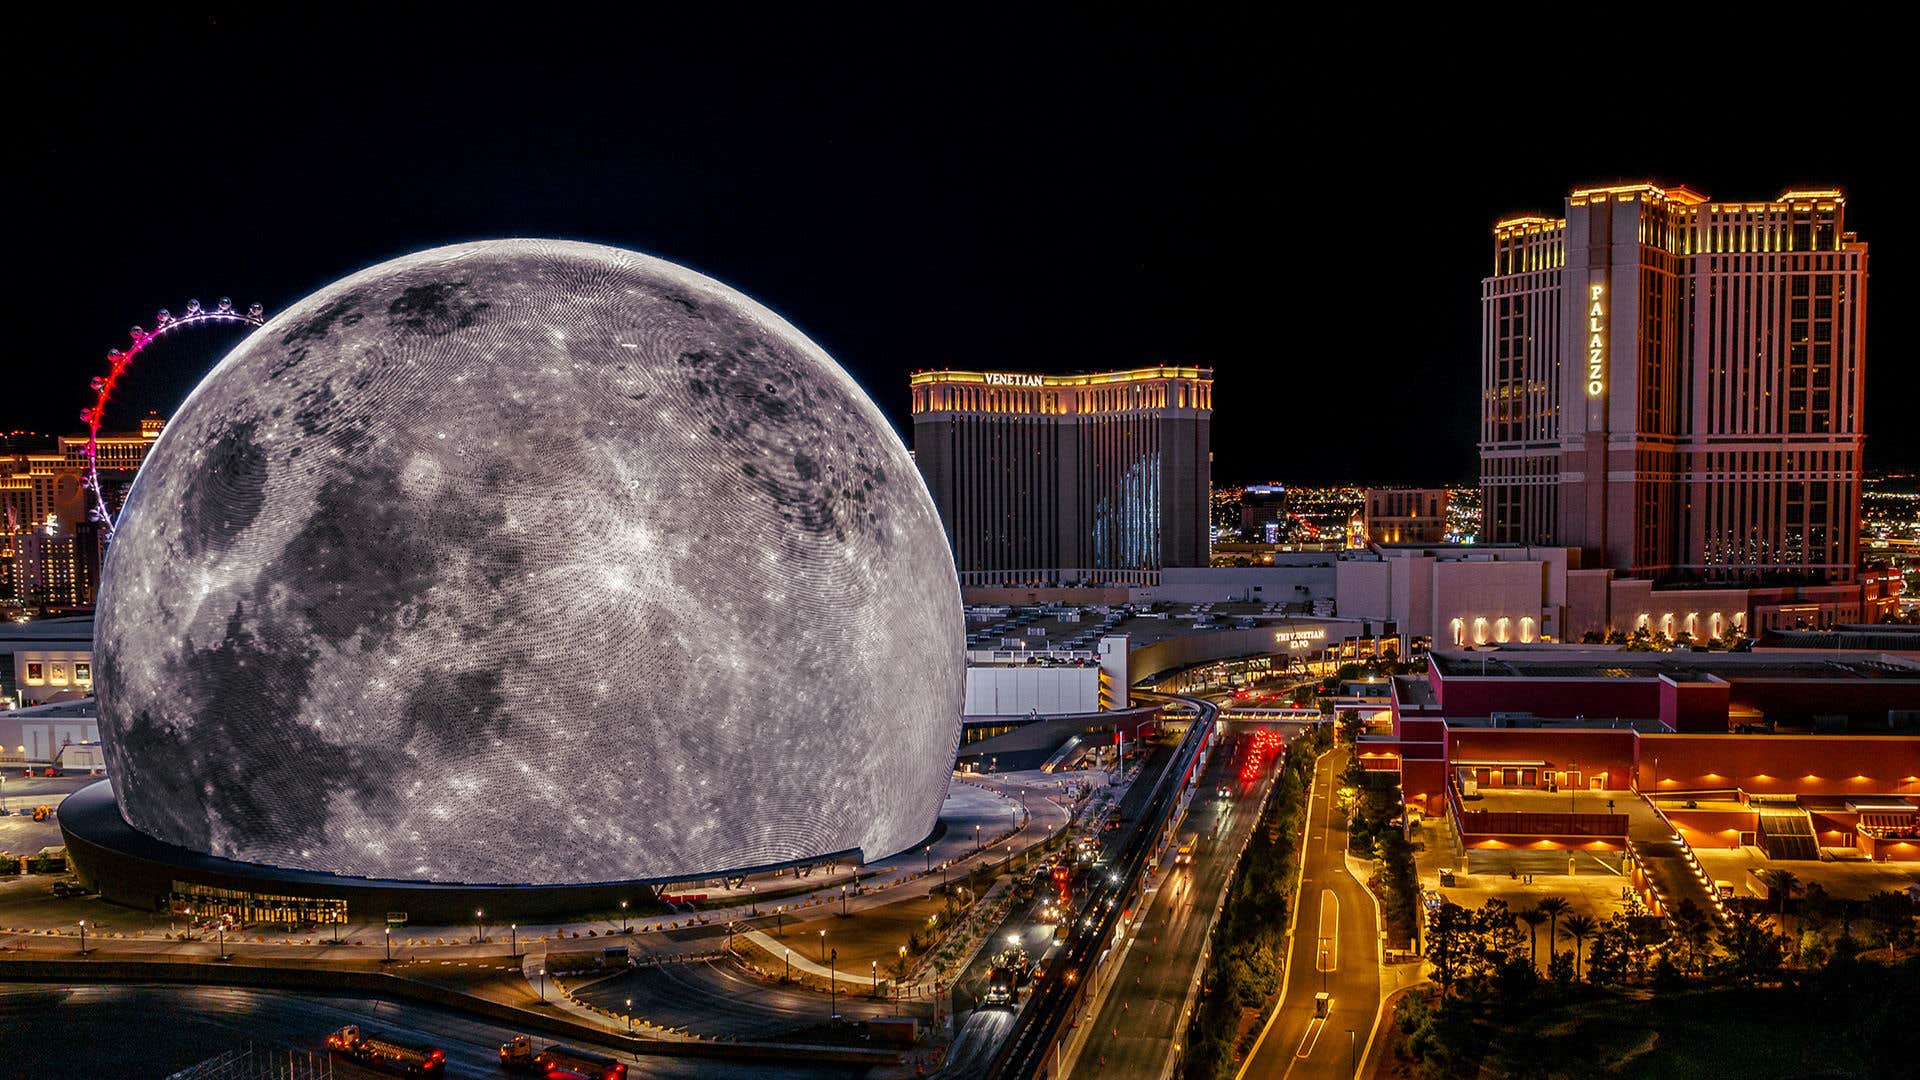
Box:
[26,663,44,684]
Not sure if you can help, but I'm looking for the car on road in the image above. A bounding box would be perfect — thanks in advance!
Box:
[1314,991,1331,1018]
[51,880,90,898]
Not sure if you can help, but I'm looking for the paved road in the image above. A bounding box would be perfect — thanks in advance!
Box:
[988,698,1217,1078]
[1071,729,1281,1076]
[574,956,929,1041]
[1240,746,1379,1080]
[0,981,863,1078]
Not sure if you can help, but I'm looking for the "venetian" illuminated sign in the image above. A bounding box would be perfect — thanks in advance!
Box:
[984,372,1045,387]
[1586,282,1606,397]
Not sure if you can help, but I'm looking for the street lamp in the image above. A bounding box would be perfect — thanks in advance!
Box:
[749,885,757,915]
[217,923,227,961]
[538,967,547,1002]
[77,919,86,956]
[510,923,518,957]
[829,948,838,1019]
[726,921,735,951]
[626,998,633,1033]
[975,824,982,851]
[871,959,878,998]
[476,908,486,944]
[384,927,392,962]
[784,948,791,983]
[896,945,907,1016]
[775,905,785,937]
[620,899,629,933]
[840,884,849,917]
[818,928,827,962]
[1349,1028,1357,1078]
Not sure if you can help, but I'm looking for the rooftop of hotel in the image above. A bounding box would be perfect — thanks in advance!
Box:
[1430,647,1920,682]
[0,616,94,645]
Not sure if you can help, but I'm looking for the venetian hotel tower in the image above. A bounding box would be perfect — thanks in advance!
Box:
[1480,183,1866,582]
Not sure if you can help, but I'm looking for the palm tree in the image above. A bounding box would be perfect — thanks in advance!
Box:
[1536,896,1570,961]
[1764,869,1798,935]
[1560,914,1597,980]
[1672,898,1715,975]
[1517,907,1547,970]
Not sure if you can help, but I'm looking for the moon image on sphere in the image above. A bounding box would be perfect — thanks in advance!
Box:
[94,239,965,885]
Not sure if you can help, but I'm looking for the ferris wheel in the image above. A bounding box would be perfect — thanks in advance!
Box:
[80,297,266,537]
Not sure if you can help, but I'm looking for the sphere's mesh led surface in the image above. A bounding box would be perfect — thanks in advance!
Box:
[95,240,964,885]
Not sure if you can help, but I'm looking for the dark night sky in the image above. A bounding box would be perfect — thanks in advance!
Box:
[5,9,1909,485]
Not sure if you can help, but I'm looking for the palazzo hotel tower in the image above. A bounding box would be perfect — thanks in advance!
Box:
[910,367,1212,586]
[1481,183,1867,582]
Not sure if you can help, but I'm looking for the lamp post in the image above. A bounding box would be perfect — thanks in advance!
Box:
[620,899,629,933]
[510,923,518,957]
[217,924,226,962]
[841,885,849,917]
[784,948,791,983]
[626,999,633,1033]
[975,824,982,852]
[925,845,932,875]
[829,948,838,1019]
[1348,1028,1357,1078]
[77,919,86,956]
[726,921,734,951]
[476,908,486,944]
[384,927,391,962]
[538,967,547,1002]
[871,959,878,998]
[896,945,907,1015]
[775,905,785,937]
[818,928,827,962]
[749,886,757,915]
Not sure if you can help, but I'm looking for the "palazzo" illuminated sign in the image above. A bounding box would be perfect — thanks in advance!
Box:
[984,372,1045,387]
[1586,282,1606,397]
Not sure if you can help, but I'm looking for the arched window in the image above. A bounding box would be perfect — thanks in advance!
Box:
[1495,617,1512,643]
[1451,618,1465,647]
[1519,617,1536,643]
[1473,617,1490,646]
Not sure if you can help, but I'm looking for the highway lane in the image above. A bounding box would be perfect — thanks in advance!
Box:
[0,981,863,1078]
[1070,726,1267,1077]
[986,696,1217,1078]
[1239,746,1380,1080]
[944,1006,1018,1077]
[575,956,930,1040]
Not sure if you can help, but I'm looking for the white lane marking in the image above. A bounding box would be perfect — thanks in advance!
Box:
[1293,1015,1326,1060]
[1317,890,1338,972]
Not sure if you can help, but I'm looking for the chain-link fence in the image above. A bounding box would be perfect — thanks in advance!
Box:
[165,1043,331,1080]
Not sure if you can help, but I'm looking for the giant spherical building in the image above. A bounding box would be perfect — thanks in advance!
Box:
[93,239,964,887]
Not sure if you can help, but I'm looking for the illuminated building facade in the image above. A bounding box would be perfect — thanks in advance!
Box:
[1364,488,1448,544]
[1482,184,1867,582]
[1239,484,1288,542]
[1,418,160,608]
[910,367,1213,585]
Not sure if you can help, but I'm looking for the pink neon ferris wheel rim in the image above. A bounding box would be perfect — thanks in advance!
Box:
[82,298,265,537]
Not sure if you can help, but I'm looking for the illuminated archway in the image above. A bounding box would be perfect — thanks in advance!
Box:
[1495,617,1512,643]
[1519,617,1536,643]
[1473,617,1490,646]
[1451,618,1465,647]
